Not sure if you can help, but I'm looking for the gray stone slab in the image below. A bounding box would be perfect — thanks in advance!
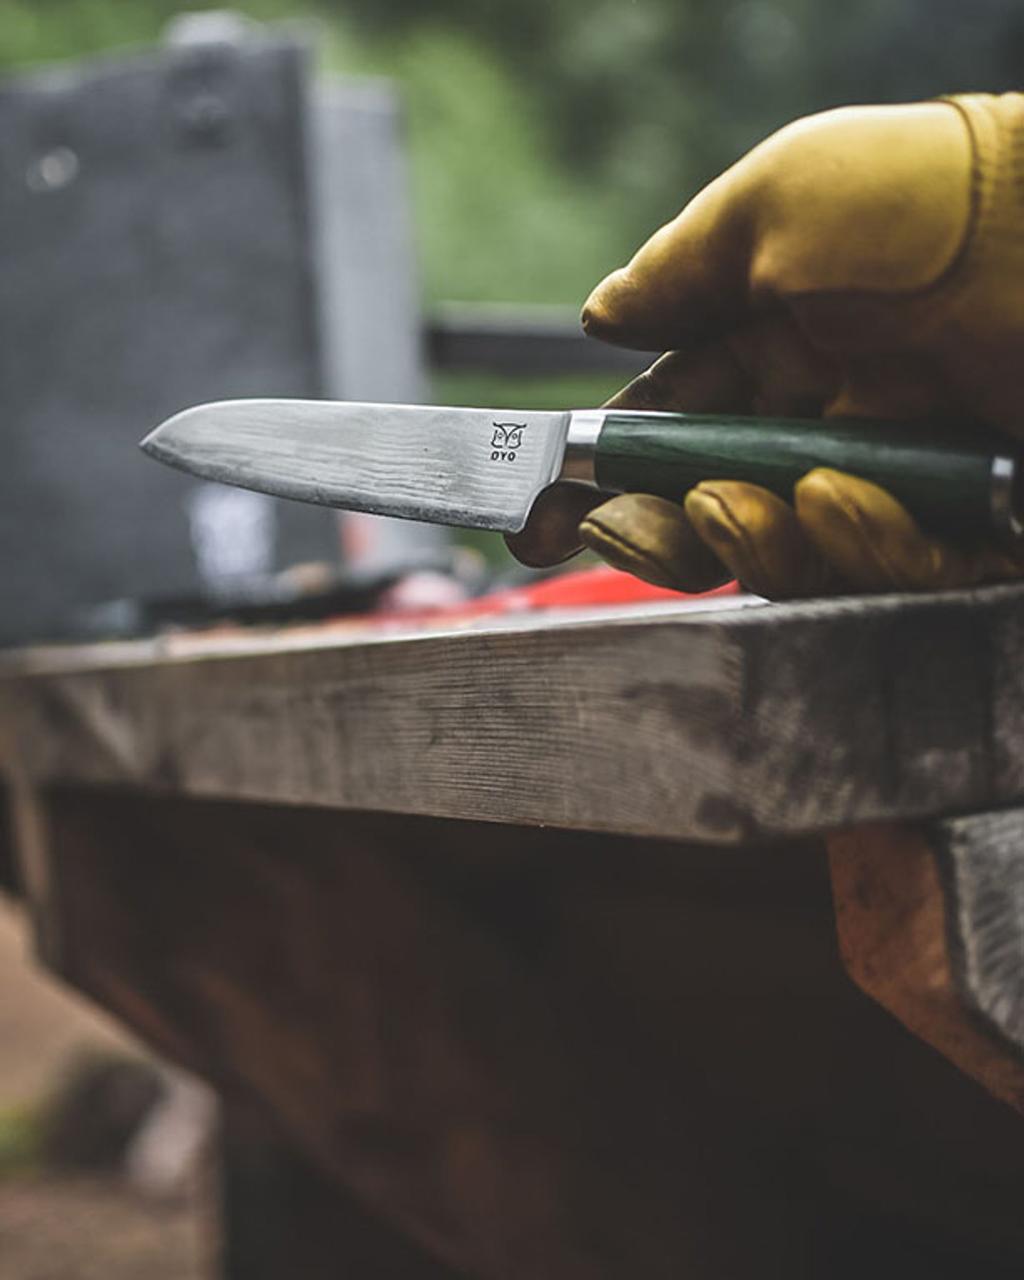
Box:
[0,34,428,645]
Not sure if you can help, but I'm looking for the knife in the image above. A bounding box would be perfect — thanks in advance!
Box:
[141,399,1023,544]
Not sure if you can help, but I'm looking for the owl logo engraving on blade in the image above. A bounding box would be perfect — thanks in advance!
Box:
[491,422,526,462]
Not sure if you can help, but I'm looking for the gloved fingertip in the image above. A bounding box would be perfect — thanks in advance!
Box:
[794,467,868,509]
[582,269,675,350]
[686,480,832,599]
[505,481,600,568]
[580,493,727,592]
[684,484,762,575]
[579,514,677,590]
[794,467,926,589]
[581,269,634,342]
[684,482,741,544]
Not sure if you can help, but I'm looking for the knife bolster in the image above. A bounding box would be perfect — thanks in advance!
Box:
[561,411,606,488]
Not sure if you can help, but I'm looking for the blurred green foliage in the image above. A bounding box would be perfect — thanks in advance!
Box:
[323,23,636,305]
[0,1104,41,1176]
[3,0,1023,311]
[332,0,1024,303]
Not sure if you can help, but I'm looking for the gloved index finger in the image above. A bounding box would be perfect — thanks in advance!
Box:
[581,162,757,352]
[602,312,837,421]
[583,99,974,355]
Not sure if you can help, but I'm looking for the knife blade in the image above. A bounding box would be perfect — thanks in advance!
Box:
[141,399,1023,541]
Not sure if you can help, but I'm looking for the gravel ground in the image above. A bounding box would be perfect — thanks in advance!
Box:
[0,1174,208,1279]
[0,899,208,1279]
[0,902,130,1107]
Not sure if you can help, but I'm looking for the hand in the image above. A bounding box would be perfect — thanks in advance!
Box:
[521,95,1024,597]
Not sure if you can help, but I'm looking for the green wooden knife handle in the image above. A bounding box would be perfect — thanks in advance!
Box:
[584,411,1022,541]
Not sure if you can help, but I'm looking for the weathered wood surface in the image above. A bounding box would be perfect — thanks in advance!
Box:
[31,789,1024,1278]
[829,822,1024,1115]
[6,592,1024,1272]
[931,808,1024,1055]
[219,1101,460,1279]
[3,584,1024,842]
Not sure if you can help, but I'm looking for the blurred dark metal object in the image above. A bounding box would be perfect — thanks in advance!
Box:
[43,1053,166,1171]
[425,302,651,377]
[0,24,425,647]
[76,551,470,640]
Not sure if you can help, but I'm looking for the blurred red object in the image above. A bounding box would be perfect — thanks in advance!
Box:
[372,564,738,628]
[493,565,737,610]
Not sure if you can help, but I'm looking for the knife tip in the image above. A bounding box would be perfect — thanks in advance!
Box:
[139,402,221,462]
[139,420,178,462]
[138,427,159,455]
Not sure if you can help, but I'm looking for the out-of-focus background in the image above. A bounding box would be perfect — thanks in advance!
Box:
[3,0,1024,416]
[2,1,1024,1274]
[5,0,1022,306]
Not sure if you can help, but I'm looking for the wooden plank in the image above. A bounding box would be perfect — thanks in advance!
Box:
[930,808,1024,1055]
[4,584,1024,842]
[34,789,1024,1277]
[219,1100,461,1279]
[828,822,1024,1116]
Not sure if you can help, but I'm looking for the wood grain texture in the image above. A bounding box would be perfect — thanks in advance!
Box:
[930,809,1024,1054]
[36,790,1024,1278]
[4,584,1024,842]
[219,1100,461,1279]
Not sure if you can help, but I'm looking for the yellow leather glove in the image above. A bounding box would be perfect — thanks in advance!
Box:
[568,96,1024,598]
